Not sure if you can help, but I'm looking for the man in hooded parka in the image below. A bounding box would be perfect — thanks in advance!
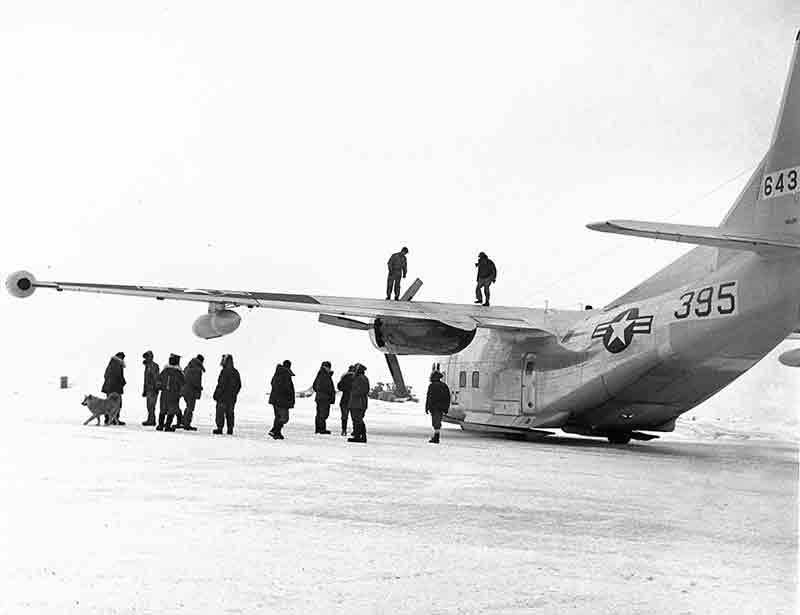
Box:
[425,371,451,443]
[268,360,295,439]
[212,354,242,435]
[181,354,205,431]
[156,353,185,432]
[141,350,159,426]
[347,364,370,443]
[337,365,355,436]
[102,351,127,425]
[312,361,335,434]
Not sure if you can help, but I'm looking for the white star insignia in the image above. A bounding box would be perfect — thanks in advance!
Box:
[608,319,632,346]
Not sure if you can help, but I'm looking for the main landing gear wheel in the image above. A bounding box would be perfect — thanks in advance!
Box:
[607,432,632,445]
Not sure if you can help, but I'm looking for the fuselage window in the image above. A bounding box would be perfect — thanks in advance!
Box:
[459,371,467,388]
[471,371,480,388]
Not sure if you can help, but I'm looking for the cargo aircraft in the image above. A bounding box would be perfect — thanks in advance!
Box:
[7,33,800,444]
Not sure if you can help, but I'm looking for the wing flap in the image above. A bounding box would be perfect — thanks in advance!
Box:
[587,220,800,254]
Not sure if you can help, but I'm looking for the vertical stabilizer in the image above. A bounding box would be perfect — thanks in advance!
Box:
[721,31,800,236]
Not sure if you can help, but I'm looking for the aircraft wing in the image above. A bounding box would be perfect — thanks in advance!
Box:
[7,272,575,335]
[587,220,800,254]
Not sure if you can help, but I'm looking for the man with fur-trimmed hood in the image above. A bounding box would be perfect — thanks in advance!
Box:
[181,354,205,431]
[102,351,127,425]
[156,353,185,432]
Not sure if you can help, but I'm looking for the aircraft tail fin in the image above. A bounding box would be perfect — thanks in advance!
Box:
[720,31,800,235]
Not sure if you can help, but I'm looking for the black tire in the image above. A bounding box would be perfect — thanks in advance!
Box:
[607,432,632,445]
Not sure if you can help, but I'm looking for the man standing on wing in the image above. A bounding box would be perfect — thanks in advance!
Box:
[386,247,409,300]
[474,251,497,307]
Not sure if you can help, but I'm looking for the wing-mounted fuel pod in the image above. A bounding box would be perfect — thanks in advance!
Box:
[6,270,37,298]
[192,303,242,339]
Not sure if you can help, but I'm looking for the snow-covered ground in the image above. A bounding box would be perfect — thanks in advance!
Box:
[0,382,796,615]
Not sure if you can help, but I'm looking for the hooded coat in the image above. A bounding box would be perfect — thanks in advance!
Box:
[102,355,126,395]
[268,364,296,409]
[426,378,451,413]
[476,256,497,281]
[348,368,370,411]
[142,359,159,396]
[213,355,242,405]
[182,357,205,400]
[337,370,354,408]
[312,367,336,404]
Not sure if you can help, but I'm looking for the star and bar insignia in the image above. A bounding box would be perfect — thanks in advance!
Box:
[591,308,654,353]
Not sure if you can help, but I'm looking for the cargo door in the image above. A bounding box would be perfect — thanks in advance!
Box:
[521,353,537,414]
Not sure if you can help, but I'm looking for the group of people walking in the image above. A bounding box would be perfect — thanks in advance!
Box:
[265,360,371,443]
[386,247,497,307]
[100,351,450,443]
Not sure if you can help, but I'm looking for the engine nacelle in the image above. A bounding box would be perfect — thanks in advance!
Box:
[192,309,242,339]
[6,270,36,298]
[369,317,476,355]
[778,348,800,367]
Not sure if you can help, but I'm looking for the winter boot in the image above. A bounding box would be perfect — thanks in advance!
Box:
[212,429,223,434]
[429,432,440,444]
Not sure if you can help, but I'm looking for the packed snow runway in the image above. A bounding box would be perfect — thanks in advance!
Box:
[0,388,796,615]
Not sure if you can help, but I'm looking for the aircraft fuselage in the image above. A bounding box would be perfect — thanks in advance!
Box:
[440,251,800,439]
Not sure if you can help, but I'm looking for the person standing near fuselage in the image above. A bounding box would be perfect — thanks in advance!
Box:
[141,350,159,426]
[337,365,355,436]
[386,247,408,300]
[425,371,451,443]
[312,361,335,434]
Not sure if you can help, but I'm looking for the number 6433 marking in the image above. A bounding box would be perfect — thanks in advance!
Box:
[674,281,738,320]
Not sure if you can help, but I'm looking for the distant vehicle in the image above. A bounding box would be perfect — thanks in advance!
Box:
[7,33,800,444]
[295,387,314,399]
[368,382,418,403]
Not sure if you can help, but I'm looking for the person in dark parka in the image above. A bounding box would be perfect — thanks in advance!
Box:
[268,360,295,439]
[425,371,451,443]
[181,354,205,431]
[347,364,370,443]
[337,365,355,436]
[156,353,185,432]
[102,352,127,425]
[474,251,497,306]
[212,354,242,435]
[386,247,408,300]
[141,350,159,426]
[312,361,335,434]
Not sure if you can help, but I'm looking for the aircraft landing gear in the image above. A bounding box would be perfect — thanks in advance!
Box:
[607,432,632,445]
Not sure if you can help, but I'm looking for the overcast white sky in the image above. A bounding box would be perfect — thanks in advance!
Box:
[1,2,798,397]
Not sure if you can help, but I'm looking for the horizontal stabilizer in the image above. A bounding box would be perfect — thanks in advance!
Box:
[587,220,800,254]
